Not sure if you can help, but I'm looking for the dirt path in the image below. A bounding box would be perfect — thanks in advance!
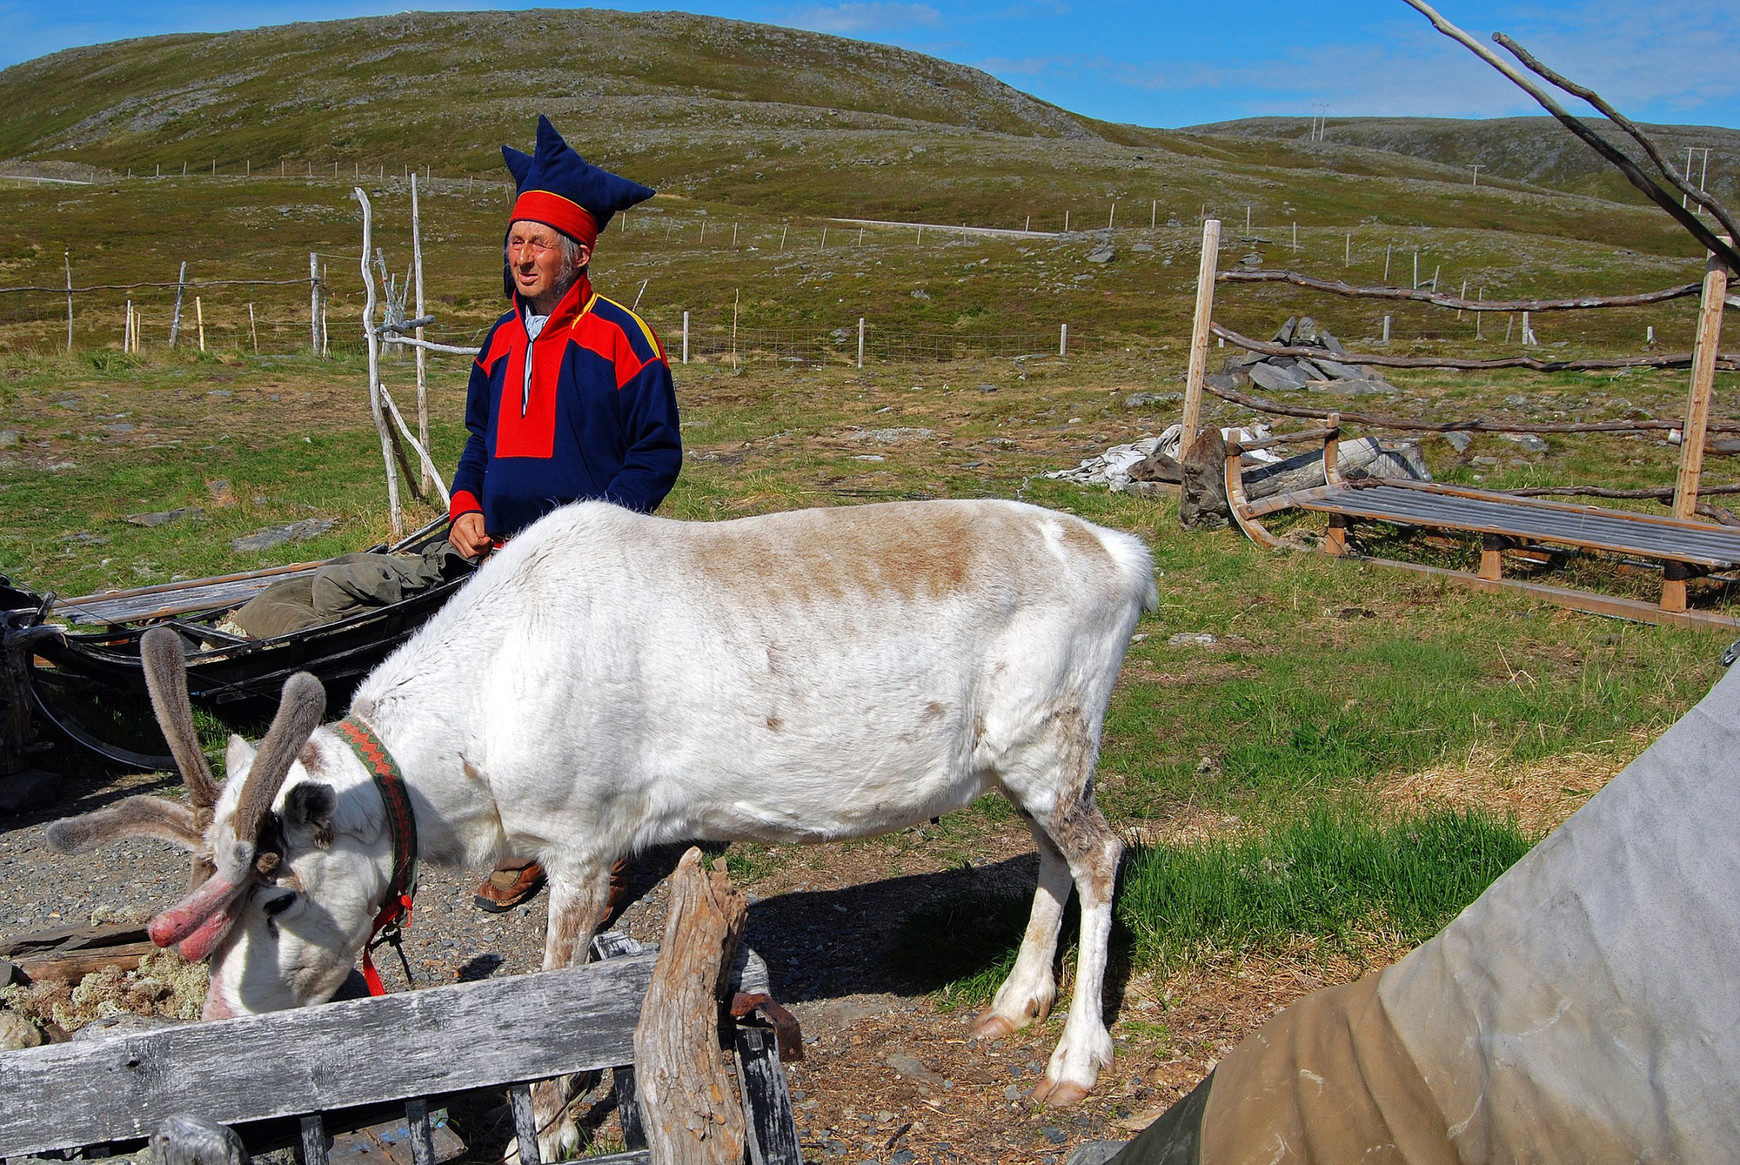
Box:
[0,763,1333,1165]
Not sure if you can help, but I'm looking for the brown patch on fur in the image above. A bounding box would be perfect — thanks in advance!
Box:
[766,716,784,731]
[1058,518,1109,561]
[298,740,325,775]
[685,503,984,606]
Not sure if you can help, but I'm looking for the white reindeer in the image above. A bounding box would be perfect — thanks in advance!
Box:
[48,498,1156,1153]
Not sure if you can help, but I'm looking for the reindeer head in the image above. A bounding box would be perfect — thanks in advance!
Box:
[46,627,389,1018]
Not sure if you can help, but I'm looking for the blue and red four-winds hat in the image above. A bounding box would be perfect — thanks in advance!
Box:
[502,115,655,261]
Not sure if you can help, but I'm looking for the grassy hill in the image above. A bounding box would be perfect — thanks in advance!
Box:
[0,9,1727,360]
[1189,115,1740,207]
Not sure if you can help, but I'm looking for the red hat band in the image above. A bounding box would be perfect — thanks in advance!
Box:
[510,189,599,251]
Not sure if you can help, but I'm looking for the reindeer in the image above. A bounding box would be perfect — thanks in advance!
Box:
[48,498,1157,1155]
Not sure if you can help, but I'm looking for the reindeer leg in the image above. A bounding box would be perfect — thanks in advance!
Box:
[1028,794,1121,1107]
[970,812,1071,1041]
[989,712,1122,1106]
[516,862,613,1165]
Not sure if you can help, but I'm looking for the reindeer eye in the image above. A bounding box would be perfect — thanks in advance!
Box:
[261,893,297,917]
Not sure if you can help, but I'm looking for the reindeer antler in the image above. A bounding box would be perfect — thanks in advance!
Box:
[229,671,326,870]
[140,627,222,818]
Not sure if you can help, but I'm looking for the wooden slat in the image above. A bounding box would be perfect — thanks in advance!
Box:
[404,1099,435,1165]
[508,1083,541,1165]
[301,1115,329,1165]
[734,1026,803,1165]
[0,954,657,1157]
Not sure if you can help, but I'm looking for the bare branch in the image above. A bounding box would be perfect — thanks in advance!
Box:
[1400,0,1740,271]
[1493,33,1740,243]
[1219,269,1702,312]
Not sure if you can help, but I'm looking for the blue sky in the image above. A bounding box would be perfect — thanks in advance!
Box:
[2,0,1735,130]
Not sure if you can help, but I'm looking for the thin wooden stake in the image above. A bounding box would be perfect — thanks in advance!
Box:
[64,251,73,353]
[857,316,865,368]
[195,297,205,352]
[353,186,403,538]
[682,310,690,365]
[310,253,320,355]
[1671,240,1730,522]
[248,303,258,354]
[731,288,740,369]
[411,172,431,492]
[170,261,186,347]
[1059,322,1068,357]
[1180,218,1221,461]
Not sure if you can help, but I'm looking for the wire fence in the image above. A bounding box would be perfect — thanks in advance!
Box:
[0,271,1082,365]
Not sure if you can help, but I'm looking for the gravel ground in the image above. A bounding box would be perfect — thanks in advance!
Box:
[1,766,1269,1165]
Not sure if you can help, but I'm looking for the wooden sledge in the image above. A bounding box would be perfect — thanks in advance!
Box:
[1225,420,1740,630]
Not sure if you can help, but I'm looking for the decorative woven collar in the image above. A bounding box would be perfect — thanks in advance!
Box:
[334,714,419,995]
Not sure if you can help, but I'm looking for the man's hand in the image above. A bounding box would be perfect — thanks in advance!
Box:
[449,512,491,558]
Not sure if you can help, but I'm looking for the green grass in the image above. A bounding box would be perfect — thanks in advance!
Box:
[890,808,1533,1005]
[1117,809,1533,970]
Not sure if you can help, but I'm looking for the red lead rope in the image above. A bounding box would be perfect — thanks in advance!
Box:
[334,715,420,998]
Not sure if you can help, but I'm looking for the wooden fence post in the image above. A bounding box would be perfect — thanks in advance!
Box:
[353,187,404,539]
[195,297,205,352]
[170,262,187,347]
[63,252,73,354]
[1059,323,1068,358]
[1179,218,1221,461]
[1670,238,1731,528]
[682,311,690,365]
[411,173,431,492]
[310,253,320,355]
[857,317,865,369]
[633,848,748,1165]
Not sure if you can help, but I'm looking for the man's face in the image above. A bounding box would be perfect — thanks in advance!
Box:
[507,220,589,305]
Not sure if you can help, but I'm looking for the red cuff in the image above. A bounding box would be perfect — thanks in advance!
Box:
[449,490,483,522]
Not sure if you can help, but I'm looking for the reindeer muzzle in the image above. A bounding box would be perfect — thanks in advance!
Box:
[148,872,247,958]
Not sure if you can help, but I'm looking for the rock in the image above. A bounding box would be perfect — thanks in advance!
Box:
[206,479,237,507]
[1065,1142,1129,1165]
[884,1052,946,1088]
[1124,391,1181,409]
[1128,449,1181,483]
[0,769,58,814]
[1312,357,1367,380]
[1623,406,1654,420]
[1504,394,1530,408]
[125,506,204,528]
[1442,431,1474,453]
[1322,378,1397,397]
[206,389,233,399]
[910,289,930,300]
[0,1012,47,1050]
[0,430,19,448]
[1205,371,1244,391]
[104,422,135,434]
[1504,433,1550,454]
[0,957,16,986]
[1248,362,1309,392]
[1169,632,1219,648]
[1131,242,1154,252]
[861,427,934,444]
[1086,245,1115,264]
[1272,316,1299,345]
[1240,252,1263,267]
[1319,329,1349,355]
[229,517,337,553]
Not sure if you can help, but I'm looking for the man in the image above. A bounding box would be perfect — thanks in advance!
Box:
[451,116,681,912]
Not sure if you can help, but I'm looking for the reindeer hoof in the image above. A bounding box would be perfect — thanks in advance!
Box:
[1031,1079,1090,1107]
[969,1012,1020,1041]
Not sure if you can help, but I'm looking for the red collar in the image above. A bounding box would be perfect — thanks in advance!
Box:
[333,715,419,996]
[518,273,593,341]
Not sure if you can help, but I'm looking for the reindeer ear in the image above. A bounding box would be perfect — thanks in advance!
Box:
[45,795,203,853]
[226,734,257,777]
[283,783,336,847]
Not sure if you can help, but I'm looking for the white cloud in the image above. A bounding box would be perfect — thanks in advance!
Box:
[779,2,943,35]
